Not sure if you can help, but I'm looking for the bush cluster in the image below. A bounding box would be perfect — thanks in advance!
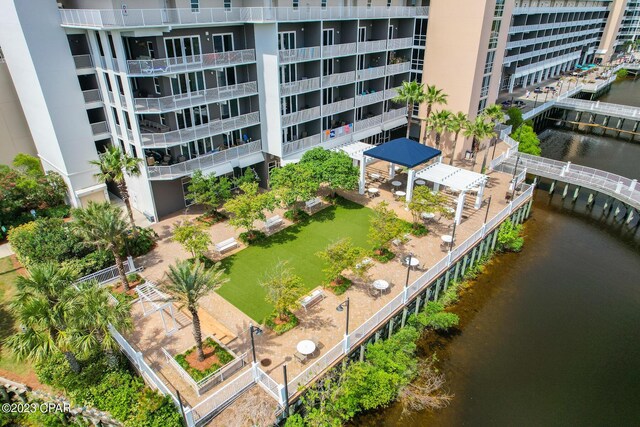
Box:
[497,219,525,252]
[174,337,234,381]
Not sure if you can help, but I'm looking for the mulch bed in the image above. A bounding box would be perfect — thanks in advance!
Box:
[184,343,223,372]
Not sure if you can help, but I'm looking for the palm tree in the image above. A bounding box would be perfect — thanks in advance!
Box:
[72,201,131,291]
[426,110,452,148]
[463,117,494,169]
[6,263,82,372]
[479,104,505,173]
[162,260,228,361]
[447,112,469,165]
[393,81,426,139]
[424,85,448,120]
[90,146,142,236]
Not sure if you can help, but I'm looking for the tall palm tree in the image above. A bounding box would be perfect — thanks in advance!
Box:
[424,85,448,120]
[6,263,82,372]
[90,146,142,236]
[464,117,495,169]
[72,202,131,291]
[393,81,427,139]
[162,260,228,361]
[479,104,506,173]
[447,112,469,165]
[426,110,452,148]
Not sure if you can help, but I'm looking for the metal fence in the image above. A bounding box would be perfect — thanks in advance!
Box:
[75,256,138,287]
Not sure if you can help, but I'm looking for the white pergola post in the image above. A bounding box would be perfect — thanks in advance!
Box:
[359,155,366,195]
[406,169,416,202]
[474,182,486,209]
[389,162,396,179]
[455,191,466,225]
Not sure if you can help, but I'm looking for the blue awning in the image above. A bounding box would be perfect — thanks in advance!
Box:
[363,138,442,168]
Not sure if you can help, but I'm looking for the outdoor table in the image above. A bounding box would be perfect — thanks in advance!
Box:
[297,340,316,356]
[441,235,454,244]
[421,212,436,221]
[372,279,390,296]
[391,180,402,187]
[415,179,426,186]
[445,207,455,215]
[395,191,406,198]
[370,173,382,181]
[403,256,420,268]
[368,188,379,197]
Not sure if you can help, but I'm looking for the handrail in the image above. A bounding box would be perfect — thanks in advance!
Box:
[126,49,256,76]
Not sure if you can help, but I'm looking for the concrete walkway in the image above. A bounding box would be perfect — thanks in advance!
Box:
[0,243,14,258]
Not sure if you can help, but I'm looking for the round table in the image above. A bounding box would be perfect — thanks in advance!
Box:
[391,181,402,187]
[403,256,420,268]
[297,340,316,356]
[421,212,435,221]
[415,179,426,186]
[368,188,379,195]
[395,191,406,198]
[445,207,455,215]
[441,235,454,244]
[372,279,390,292]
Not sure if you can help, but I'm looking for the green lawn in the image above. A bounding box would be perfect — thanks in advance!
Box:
[217,198,374,322]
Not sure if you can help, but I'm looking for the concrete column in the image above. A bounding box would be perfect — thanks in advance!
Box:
[508,74,516,93]
[406,169,416,202]
[389,162,395,179]
[474,182,485,209]
[455,191,466,225]
[359,155,366,194]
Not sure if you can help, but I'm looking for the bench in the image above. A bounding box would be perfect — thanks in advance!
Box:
[305,197,322,211]
[264,215,283,231]
[300,289,325,311]
[355,257,373,270]
[294,351,307,364]
[215,238,238,254]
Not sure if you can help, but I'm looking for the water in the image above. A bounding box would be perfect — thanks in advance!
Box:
[363,80,640,426]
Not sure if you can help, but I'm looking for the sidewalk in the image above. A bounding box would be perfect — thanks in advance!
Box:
[0,242,14,258]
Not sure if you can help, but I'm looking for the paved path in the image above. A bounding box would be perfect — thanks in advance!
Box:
[0,243,14,258]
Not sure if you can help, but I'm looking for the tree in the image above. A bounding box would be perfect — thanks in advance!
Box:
[426,110,452,147]
[368,201,403,253]
[506,107,524,131]
[479,104,505,173]
[392,81,426,139]
[13,153,43,175]
[447,112,469,165]
[512,124,541,156]
[407,186,450,224]
[497,219,524,252]
[162,260,228,361]
[259,260,305,322]
[316,238,367,285]
[464,116,495,169]
[187,170,233,216]
[172,220,212,259]
[90,146,142,235]
[300,148,359,195]
[616,68,629,80]
[72,201,131,291]
[269,163,320,210]
[424,85,448,121]
[223,182,276,235]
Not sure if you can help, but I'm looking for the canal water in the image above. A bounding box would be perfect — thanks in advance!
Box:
[360,79,640,426]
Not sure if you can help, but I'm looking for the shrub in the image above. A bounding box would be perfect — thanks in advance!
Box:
[283,208,309,222]
[8,218,85,267]
[329,276,353,295]
[238,229,266,244]
[62,249,114,277]
[497,219,524,252]
[174,337,234,381]
[265,310,299,335]
[371,247,395,263]
[124,226,158,257]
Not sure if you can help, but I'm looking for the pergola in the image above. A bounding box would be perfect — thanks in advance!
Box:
[136,281,178,336]
[415,161,488,225]
[361,138,442,201]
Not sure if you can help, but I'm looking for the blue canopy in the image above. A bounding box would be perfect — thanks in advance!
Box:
[363,138,442,168]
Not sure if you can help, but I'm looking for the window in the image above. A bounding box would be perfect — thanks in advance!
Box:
[480,75,491,97]
[477,98,487,114]
[488,20,501,49]
[190,0,199,12]
[484,50,496,74]
[494,0,505,17]
[129,144,138,158]
[146,41,155,59]
[293,0,298,9]
[153,77,161,94]
[367,0,372,8]
[224,0,231,10]
[321,0,327,8]
[387,0,391,7]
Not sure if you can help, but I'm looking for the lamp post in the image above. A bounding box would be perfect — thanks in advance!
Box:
[249,324,263,364]
[533,92,540,109]
[510,155,521,200]
[449,221,457,252]
[483,195,493,224]
[336,298,350,336]
[404,252,413,289]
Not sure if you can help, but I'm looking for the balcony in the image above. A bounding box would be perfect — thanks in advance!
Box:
[355,90,384,107]
[282,134,322,156]
[280,78,321,96]
[59,7,429,29]
[83,89,102,105]
[384,87,400,101]
[322,42,357,58]
[385,61,411,75]
[357,39,388,54]
[279,47,321,64]
[73,54,94,72]
[322,71,356,87]
[353,114,383,132]
[323,98,355,116]
[91,121,109,138]
[386,37,413,50]
[140,111,260,148]
[133,82,258,113]
[282,106,321,127]
[147,140,262,180]
[126,49,255,76]
[356,65,386,81]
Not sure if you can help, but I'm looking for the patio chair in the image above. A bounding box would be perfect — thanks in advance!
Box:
[312,339,325,352]
[294,351,307,364]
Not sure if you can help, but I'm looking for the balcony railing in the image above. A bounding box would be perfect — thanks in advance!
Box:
[140,111,260,148]
[73,54,93,70]
[322,71,356,87]
[323,98,355,116]
[322,42,357,58]
[279,47,321,64]
[83,89,102,104]
[126,49,255,76]
[147,140,262,180]
[385,61,411,75]
[386,37,413,50]
[354,114,383,132]
[280,77,321,96]
[356,65,386,81]
[282,106,321,127]
[357,39,388,54]
[91,121,109,136]
[282,134,322,156]
[60,7,429,28]
[355,91,384,107]
[384,106,407,121]
[384,87,400,101]
[133,82,257,113]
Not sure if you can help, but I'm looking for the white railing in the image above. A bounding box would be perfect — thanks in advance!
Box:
[140,111,260,147]
[287,340,346,397]
[279,47,321,64]
[255,367,281,402]
[189,368,254,423]
[126,49,255,76]
[91,121,109,136]
[383,106,408,121]
[322,42,357,57]
[323,98,354,116]
[280,77,320,96]
[322,71,356,87]
[354,114,383,132]
[555,98,640,120]
[385,61,411,75]
[133,82,257,113]
[147,140,262,179]
[82,89,102,104]
[161,347,199,392]
[384,87,400,101]
[73,54,93,69]
[356,65,386,81]
[357,39,388,54]
[355,90,384,107]
[282,134,322,156]
[282,107,321,127]
[386,37,413,50]
[75,256,138,287]
[60,7,428,28]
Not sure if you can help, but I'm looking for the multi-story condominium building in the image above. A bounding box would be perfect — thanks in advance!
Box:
[0,0,636,221]
[615,0,640,51]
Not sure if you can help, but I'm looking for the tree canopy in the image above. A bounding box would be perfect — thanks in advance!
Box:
[223,182,276,232]
[187,170,233,214]
[512,124,541,156]
[300,148,359,193]
[270,162,320,208]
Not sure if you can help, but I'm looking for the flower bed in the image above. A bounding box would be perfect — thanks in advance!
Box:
[265,310,299,335]
[174,337,234,382]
